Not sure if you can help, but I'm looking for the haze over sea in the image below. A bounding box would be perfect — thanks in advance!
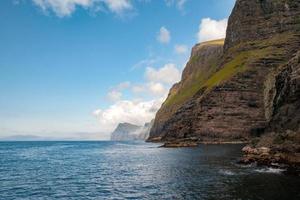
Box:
[0,141,299,200]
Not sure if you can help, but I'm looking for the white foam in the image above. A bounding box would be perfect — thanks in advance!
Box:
[219,169,235,176]
[254,167,285,174]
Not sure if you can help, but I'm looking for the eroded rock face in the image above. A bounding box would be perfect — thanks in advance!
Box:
[148,0,300,143]
[240,52,300,169]
[269,51,300,132]
[225,0,300,50]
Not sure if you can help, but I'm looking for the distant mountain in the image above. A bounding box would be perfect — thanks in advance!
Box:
[110,121,154,141]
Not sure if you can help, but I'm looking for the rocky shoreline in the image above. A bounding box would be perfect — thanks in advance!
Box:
[156,137,248,148]
[157,137,300,175]
[157,134,300,173]
[238,130,300,175]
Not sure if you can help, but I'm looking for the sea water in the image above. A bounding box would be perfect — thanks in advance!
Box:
[0,141,299,199]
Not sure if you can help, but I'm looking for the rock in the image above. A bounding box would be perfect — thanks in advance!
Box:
[258,147,271,154]
[160,141,198,148]
[242,146,258,154]
[241,146,270,155]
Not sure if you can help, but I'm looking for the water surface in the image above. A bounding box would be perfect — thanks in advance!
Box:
[0,141,299,199]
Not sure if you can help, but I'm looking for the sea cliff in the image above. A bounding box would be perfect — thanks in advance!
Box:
[111,121,153,141]
[148,0,300,168]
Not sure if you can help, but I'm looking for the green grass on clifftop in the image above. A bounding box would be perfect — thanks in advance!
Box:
[163,33,294,109]
[164,40,223,107]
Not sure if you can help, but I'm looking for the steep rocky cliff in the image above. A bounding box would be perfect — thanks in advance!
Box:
[240,50,300,168]
[149,39,224,141]
[111,121,153,141]
[111,123,141,141]
[148,0,300,144]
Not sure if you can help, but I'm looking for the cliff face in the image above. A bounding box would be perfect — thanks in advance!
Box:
[239,51,300,167]
[225,0,300,50]
[111,123,141,141]
[111,121,153,141]
[149,40,224,141]
[137,120,154,140]
[268,51,300,132]
[148,0,300,143]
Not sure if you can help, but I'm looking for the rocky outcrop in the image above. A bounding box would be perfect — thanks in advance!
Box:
[148,0,300,147]
[239,130,300,174]
[111,121,153,141]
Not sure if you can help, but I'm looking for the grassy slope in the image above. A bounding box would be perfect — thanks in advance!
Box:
[164,33,295,109]
[164,39,224,107]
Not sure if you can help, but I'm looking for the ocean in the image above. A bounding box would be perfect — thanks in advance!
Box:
[0,141,299,200]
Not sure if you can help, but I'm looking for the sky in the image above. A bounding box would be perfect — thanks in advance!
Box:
[0,0,235,140]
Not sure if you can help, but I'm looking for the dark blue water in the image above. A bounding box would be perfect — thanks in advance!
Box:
[0,141,299,200]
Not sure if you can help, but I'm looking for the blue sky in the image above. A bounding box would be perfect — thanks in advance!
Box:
[0,0,235,139]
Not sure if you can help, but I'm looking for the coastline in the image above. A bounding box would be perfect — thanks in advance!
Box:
[149,138,300,175]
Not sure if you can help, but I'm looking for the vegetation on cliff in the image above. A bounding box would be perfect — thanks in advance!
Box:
[164,39,224,107]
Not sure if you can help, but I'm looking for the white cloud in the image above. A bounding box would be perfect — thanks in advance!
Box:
[131,84,145,93]
[96,63,181,133]
[147,82,167,96]
[165,0,187,10]
[106,90,122,102]
[104,0,132,13]
[174,44,188,54]
[115,81,131,90]
[106,81,130,102]
[145,63,181,84]
[197,18,228,42]
[31,0,132,17]
[93,98,164,132]
[157,26,171,44]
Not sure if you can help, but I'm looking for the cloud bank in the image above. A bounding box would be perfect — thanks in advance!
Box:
[94,63,181,133]
[93,98,163,132]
